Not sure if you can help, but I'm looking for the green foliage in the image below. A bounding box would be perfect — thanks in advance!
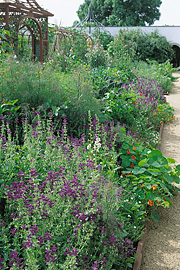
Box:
[112,29,174,64]
[92,30,114,50]
[0,99,20,116]
[0,23,180,268]
[135,60,175,93]
[90,67,135,97]
[0,115,138,269]
[120,145,180,222]
[0,29,12,58]
[107,35,135,74]
[77,0,162,26]
[48,27,89,72]
[101,75,173,147]
[85,39,109,68]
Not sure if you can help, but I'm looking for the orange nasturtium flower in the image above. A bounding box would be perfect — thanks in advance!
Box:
[127,148,131,155]
[152,185,157,191]
[133,101,136,105]
[160,121,163,125]
[148,200,154,206]
[156,108,159,111]
[131,155,136,160]
[129,163,134,169]
[140,93,142,96]
[153,113,156,116]
[133,146,136,151]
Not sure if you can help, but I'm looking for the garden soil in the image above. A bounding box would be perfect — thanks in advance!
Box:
[141,71,180,270]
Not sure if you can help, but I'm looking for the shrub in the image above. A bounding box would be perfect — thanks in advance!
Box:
[113,29,174,64]
[135,60,175,93]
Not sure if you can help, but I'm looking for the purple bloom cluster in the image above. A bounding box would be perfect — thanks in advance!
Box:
[122,76,166,111]
[9,250,24,268]
[0,133,7,149]
[0,113,138,269]
[0,255,4,269]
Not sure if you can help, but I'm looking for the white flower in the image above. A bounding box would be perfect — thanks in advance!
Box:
[87,144,91,149]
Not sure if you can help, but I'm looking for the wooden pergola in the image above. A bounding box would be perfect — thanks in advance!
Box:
[0,0,54,62]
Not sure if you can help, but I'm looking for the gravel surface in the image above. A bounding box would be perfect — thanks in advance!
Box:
[141,72,180,270]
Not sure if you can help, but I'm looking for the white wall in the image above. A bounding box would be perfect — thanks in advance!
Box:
[80,26,180,47]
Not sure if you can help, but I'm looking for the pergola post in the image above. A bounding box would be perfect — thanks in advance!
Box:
[5,4,9,30]
[0,0,54,63]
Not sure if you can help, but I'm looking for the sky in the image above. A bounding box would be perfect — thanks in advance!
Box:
[37,0,180,27]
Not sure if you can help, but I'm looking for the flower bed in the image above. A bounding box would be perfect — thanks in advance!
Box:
[0,111,180,269]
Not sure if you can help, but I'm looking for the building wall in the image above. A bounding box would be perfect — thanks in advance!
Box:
[83,26,180,47]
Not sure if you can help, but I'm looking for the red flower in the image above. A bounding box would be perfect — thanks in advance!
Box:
[133,101,136,105]
[127,148,131,155]
[148,200,154,206]
[131,155,136,160]
[152,185,157,191]
[129,163,134,169]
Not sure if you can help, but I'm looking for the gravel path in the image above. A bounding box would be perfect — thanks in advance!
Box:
[141,72,180,270]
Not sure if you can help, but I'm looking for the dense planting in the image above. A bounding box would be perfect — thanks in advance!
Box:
[0,113,180,269]
[0,27,179,269]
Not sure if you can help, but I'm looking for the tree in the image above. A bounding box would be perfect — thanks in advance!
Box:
[77,0,162,26]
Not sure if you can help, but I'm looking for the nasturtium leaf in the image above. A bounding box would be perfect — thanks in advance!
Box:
[121,155,131,167]
[122,143,129,150]
[164,201,170,208]
[163,174,173,184]
[148,150,162,158]
[138,159,148,167]
[148,169,161,176]
[176,164,180,173]
[147,192,155,200]
[160,182,168,191]
[132,167,146,175]
[151,211,159,222]
[151,161,161,168]
[167,158,176,164]
[154,197,162,202]
[171,174,180,184]
[160,158,168,166]
[145,184,152,190]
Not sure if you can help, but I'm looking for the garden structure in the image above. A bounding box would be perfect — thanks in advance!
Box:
[75,0,104,36]
[49,25,93,56]
[0,0,53,62]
